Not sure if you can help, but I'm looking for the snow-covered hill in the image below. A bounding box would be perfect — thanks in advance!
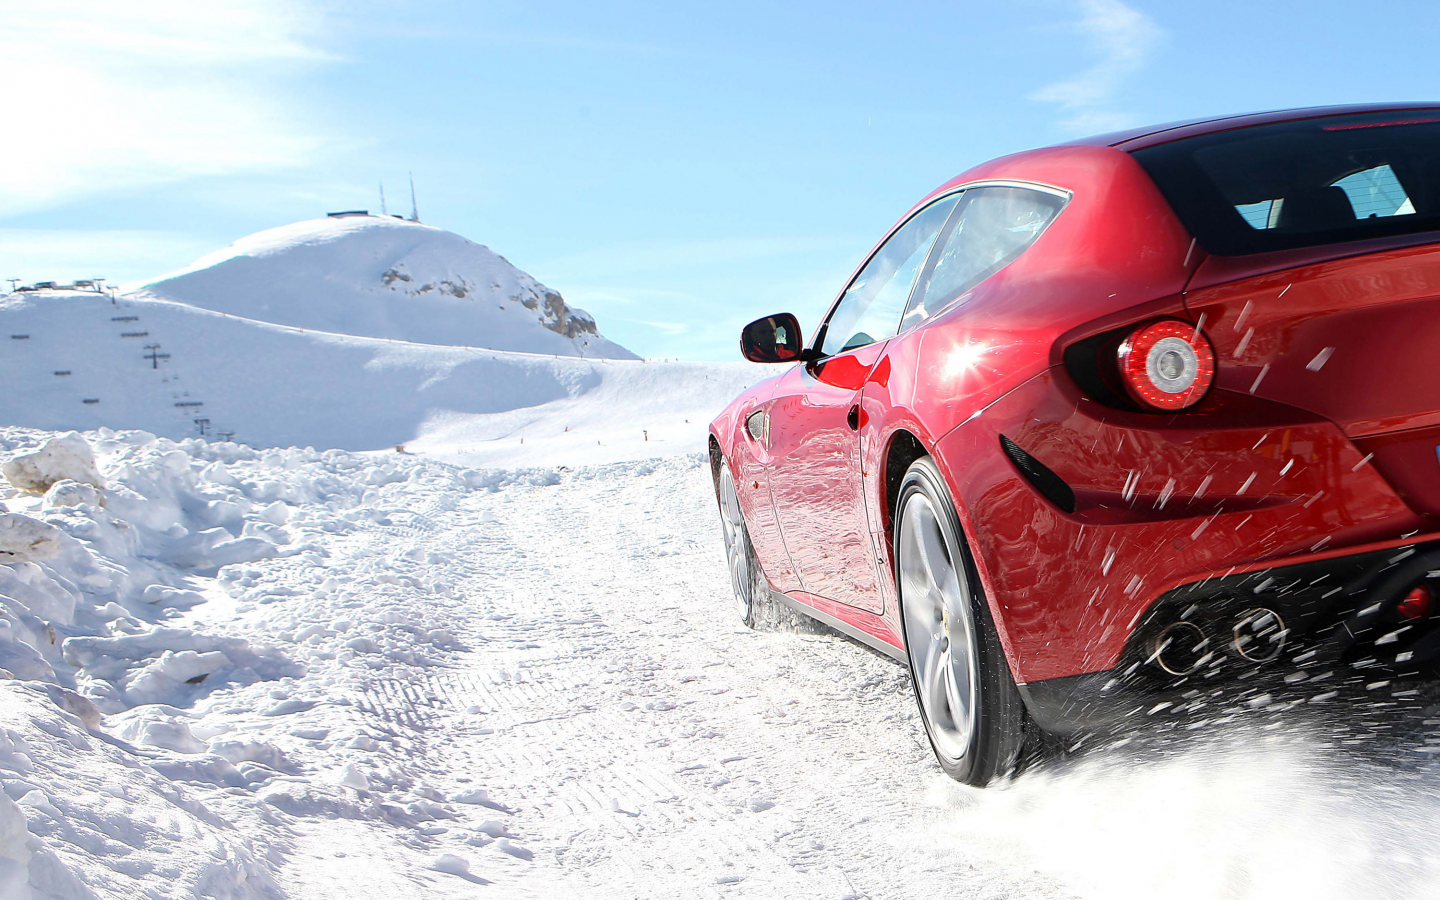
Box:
[0,289,759,456]
[136,215,635,359]
[1,215,771,458]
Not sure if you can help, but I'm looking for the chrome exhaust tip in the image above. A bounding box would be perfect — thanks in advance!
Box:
[1150,620,1208,675]
[1231,608,1286,663]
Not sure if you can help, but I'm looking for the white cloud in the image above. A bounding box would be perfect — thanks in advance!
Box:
[1029,0,1165,134]
[0,0,336,213]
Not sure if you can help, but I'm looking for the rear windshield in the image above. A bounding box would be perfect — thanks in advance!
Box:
[1132,110,1440,256]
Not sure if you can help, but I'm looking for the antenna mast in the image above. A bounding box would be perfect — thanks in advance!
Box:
[379,181,388,216]
[408,172,420,223]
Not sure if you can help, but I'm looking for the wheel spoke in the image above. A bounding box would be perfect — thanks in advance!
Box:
[899,489,978,764]
[911,505,948,595]
[919,635,946,716]
[901,505,944,613]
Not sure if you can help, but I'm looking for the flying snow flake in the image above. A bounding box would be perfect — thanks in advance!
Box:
[1249,363,1270,393]
[1156,478,1176,509]
[1101,546,1117,575]
[1306,347,1336,371]
[1191,516,1216,540]
[1233,300,1254,331]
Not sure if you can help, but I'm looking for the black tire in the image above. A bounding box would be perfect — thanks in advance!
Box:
[894,456,1027,786]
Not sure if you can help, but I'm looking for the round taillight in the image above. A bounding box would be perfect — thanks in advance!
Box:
[1399,584,1433,620]
[1116,320,1215,411]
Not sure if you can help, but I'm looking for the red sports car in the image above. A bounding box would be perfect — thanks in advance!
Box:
[711,104,1440,785]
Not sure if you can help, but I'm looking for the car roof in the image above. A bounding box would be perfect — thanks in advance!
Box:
[1067,102,1440,151]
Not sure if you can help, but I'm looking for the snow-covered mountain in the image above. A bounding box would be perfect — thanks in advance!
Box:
[0,214,766,453]
[136,215,636,359]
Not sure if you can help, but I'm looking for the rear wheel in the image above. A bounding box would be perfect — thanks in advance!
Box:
[895,457,1027,786]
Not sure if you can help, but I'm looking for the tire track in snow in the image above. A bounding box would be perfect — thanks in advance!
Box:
[416,455,1066,899]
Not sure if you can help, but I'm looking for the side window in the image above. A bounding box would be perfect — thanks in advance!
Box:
[819,195,959,357]
[901,186,1065,331]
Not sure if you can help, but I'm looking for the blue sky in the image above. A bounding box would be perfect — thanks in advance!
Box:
[4,0,1438,359]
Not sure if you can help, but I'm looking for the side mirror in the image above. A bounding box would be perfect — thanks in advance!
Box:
[740,313,805,363]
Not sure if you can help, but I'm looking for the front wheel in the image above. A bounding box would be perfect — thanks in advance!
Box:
[895,457,1027,786]
[718,460,765,628]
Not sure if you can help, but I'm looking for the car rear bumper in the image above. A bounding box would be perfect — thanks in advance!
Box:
[1017,536,1440,735]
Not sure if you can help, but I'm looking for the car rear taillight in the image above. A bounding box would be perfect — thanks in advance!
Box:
[1116,319,1215,411]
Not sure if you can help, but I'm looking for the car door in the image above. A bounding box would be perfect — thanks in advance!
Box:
[766,194,960,610]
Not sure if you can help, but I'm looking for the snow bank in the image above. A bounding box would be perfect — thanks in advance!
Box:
[1,433,103,494]
[138,215,635,359]
[0,425,573,894]
[0,516,64,565]
[0,432,301,714]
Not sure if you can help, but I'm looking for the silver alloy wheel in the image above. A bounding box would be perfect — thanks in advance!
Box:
[718,464,753,619]
[899,493,978,763]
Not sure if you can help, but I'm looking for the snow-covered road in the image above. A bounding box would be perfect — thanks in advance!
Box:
[8,429,1440,899]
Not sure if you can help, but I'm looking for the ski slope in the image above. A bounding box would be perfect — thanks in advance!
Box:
[1,215,762,460]
[0,289,761,456]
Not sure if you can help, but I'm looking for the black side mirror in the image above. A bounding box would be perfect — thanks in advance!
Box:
[740,313,805,363]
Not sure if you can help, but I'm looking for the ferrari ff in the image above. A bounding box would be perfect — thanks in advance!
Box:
[710,104,1440,785]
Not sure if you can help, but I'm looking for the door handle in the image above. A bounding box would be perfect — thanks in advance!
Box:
[846,404,860,431]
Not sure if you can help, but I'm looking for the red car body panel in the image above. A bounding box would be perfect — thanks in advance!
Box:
[711,103,1440,695]
[1185,244,1440,519]
[931,373,1419,681]
[766,343,885,609]
[716,381,800,591]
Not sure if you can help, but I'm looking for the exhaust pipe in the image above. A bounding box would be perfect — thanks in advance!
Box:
[1150,621,1209,675]
[1231,608,1286,663]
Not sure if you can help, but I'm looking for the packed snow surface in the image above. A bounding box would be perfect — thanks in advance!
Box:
[137,216,635,359]
[2,426,1440,899]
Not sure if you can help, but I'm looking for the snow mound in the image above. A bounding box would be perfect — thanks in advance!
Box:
[0,425,533,894]
[1,433,103,494]
[136,215,636,359]
[0,514,65,564]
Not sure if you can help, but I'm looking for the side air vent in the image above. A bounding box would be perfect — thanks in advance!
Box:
[999,435,1076,514]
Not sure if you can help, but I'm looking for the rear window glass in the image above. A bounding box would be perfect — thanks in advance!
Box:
[1132,110,1440,255]
[901,186,1065,331]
